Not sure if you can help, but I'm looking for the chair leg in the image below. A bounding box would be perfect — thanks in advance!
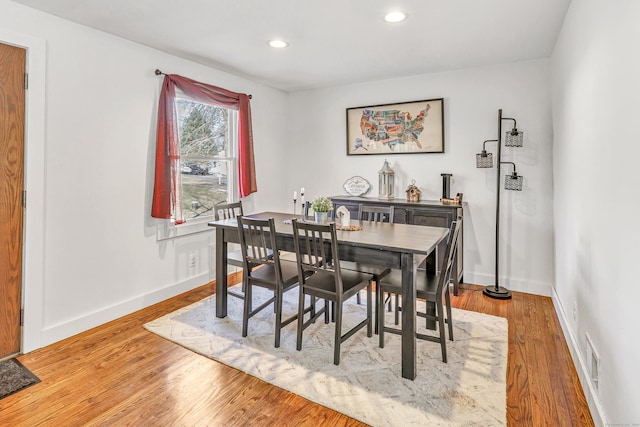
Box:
[394,293,400,325]
[356,291,361,305]
[375,281,380,335]
[334,300,343,365]
[242,281,251,338]
[445,288,454,341]
[437,299,447,363]
[378,286,385,348]
[367,282,373,337]
[274,289,283,348]
[296,288,305,351]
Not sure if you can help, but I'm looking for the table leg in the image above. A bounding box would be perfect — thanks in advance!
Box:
[216,228,228,318]
[401,252,417,380]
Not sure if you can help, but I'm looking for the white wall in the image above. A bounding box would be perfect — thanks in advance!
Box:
[286,60,554,295]
[0,0,289,351]
[550,1,640,425]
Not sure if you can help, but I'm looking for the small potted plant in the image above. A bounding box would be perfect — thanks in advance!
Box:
[311,196,332,223]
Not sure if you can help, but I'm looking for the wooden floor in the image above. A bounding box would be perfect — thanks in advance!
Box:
[1,279,593,426]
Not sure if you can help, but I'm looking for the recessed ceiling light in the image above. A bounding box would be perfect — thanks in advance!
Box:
[384,11,406,23]
[269,39,289,48]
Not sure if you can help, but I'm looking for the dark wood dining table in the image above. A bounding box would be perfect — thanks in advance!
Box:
[208,211,449,380]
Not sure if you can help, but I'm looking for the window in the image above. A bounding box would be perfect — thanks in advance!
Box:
[175,94,237,220]
[151,73,255,225]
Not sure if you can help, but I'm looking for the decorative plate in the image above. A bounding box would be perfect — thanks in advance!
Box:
[336,225,362,231]
[343,176,371,196]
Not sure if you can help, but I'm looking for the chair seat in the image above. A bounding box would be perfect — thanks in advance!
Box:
[249,259,300,290]
[340,261,391,280]
[379,269,439,299]
[303,269,373,300]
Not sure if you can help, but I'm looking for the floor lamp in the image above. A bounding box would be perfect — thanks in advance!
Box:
[475,109,524,299]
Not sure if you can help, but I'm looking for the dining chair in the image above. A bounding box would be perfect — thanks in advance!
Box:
[377,220,461,363]
[292,219,373,365]
[214,201,246,299]
[281,201,332,262]
[357,204,395,223]
[344,204,395,333]
[237,216,301,348]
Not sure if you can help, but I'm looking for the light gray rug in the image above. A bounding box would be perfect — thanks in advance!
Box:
[144,286,508,426]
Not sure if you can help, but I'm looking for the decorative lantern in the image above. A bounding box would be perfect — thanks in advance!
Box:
[378,159,395,200]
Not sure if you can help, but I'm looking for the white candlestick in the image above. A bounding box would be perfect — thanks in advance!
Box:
[293,190,297,201]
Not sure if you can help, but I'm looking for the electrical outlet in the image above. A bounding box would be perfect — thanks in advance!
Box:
[189,252,197,271]
[572,302,577,321]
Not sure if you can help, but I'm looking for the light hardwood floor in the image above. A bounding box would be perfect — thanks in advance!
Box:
[1,277,593,426]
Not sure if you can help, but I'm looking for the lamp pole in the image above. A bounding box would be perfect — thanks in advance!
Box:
[484,109,512,299]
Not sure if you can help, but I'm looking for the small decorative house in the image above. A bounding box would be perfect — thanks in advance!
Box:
[406,180,421,202]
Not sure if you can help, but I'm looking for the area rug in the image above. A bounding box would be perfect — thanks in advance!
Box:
[0,358,40,399]
[144,286,508,426]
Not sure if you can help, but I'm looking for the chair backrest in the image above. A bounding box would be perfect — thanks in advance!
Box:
[436,220,461,294]
[215,201,243,221]
[291,219,343,293]
[358,204,394,223]
[237,216,284,283]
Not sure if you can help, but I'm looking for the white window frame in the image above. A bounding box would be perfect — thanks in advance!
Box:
[156,93,239,240]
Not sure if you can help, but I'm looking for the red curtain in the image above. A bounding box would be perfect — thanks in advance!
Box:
[151,74,257,223]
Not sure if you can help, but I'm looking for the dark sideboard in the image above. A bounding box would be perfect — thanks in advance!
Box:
[330,195,465,295]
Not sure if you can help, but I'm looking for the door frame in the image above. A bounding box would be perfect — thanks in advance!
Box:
[0,29,46,353]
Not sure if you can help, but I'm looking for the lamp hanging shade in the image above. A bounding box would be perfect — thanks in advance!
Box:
[476,139,496,168]
[505,128,523,147]
[476,151,494,168]
[505,172,523,191]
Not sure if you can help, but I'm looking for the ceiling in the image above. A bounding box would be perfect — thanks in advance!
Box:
[11,0,571,92]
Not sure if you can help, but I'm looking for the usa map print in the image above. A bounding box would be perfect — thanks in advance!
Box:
[346,98,444,155]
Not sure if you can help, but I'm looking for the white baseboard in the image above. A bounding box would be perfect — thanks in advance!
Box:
[41,273,210,347]
[464,272,552,296]
[550,287,606,427]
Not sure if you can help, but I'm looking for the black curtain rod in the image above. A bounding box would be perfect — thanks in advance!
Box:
[155,69,252,99]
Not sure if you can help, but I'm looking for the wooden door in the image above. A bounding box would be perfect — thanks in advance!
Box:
[0,42,26,359]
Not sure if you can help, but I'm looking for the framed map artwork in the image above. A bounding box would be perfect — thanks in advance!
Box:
[346,98,444,155]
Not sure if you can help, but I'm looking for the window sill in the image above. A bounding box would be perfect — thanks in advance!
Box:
[156,217,214,241]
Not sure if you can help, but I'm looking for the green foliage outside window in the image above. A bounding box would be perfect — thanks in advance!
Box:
[176,98,233,219]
